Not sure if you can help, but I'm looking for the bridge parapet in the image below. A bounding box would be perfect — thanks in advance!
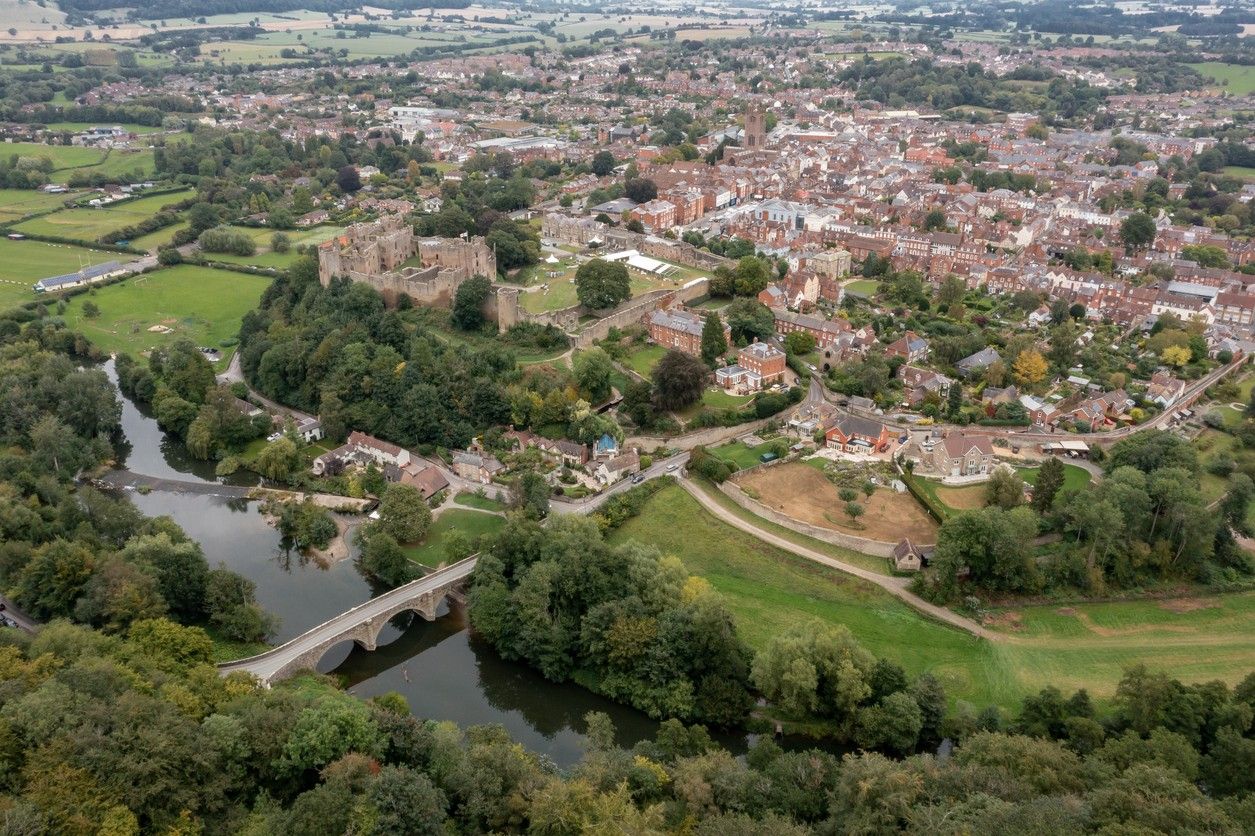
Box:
[217,557,477,685]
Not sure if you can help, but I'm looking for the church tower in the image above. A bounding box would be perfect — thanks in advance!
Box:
[744,106,766,150]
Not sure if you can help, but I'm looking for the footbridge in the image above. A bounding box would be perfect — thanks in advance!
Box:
[217,557,476,684]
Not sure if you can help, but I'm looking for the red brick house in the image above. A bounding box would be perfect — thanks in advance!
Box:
[825,415,893,454]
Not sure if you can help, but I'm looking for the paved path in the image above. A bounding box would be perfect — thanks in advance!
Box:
[677,477,998,641]
[218,557,477,682]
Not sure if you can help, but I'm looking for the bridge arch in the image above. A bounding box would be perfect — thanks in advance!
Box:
[217,557,478,685]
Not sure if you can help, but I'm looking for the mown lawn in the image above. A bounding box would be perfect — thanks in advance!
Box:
[844,279,880,297]
[1017,462,1092,493]
[710,439,782,469]
[453,492,506,512]
[674,387,756,421]
[623,344,667,377]
[401,510,504,568]
[608,483,1255,710]
[61,265,269,363]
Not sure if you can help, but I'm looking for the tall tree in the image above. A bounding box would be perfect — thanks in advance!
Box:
[1119,212,1156,252]
[1032,456,1066,513]
[700,312,727,365]
[575,259,631,310]
[452,275,492,331]
[651,350,708,411]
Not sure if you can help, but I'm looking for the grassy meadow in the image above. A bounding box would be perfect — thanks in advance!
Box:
[0,188,85,224]
[0,142,155,183]
[609,482,1255,710]
[1187,61,1255,96]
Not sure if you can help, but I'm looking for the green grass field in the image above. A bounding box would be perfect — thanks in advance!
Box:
[710,439,782,469]
[1187,62,1255,96]
[13,190,189,243]
[610,483,1255,710]
[202,225,345,269]
[41,122,164,135]
[1017,462,1092,493]
[623,344,667,377]
[0,142,155,183]
[844,279,880,297]
[129,220,189,252]
[401,509,504,567]
[453,492,506,512]
[675,387,756,421]
[0,188,86,224]
[0,238,131,311]
[61,265,269,361]
[1223,166,1255,181]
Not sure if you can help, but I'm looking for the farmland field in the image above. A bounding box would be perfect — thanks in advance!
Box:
[610,482,1255,710]
[0,142,155,182]
[13,189,189,243]
[61,265,269,362]
[1186,61,1255,96]
[0,188,85,224]
[0,238,131,310]
[129,219,189,251]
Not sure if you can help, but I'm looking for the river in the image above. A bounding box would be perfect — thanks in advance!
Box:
[104,360,798,765]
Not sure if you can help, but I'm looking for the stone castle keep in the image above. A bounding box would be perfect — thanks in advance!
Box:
[317,215,497,307]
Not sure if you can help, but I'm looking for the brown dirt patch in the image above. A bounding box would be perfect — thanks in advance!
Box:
[983,611,1024,631]
[1055,607,1078,616]
[1159,598,1221,614]
[736,462,938,543]
[935,484,988,510]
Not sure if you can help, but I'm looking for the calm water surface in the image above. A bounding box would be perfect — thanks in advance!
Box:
[105,360,827,764]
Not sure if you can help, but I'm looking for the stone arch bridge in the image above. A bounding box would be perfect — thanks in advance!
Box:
[217,557,476,685]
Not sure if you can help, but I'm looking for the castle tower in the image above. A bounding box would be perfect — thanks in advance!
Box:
[744,106,766,151]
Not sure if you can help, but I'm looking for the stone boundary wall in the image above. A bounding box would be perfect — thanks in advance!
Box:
[626,416,775,451]
[720,476,910,558]
[569,279,711,348]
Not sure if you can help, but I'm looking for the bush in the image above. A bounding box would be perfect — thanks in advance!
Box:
[198,226,257,256]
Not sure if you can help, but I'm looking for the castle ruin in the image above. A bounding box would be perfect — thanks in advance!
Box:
[317,215,497,307]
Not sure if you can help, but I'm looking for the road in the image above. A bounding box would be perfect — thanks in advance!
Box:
[0,596,39,633]
[217,557,478,682]
[676,477,998,640]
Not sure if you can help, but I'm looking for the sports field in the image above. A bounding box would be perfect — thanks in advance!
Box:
[0,238,130,310]
[13,189,189,243]
[61,265,269,361]
[609,482,1255,710]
